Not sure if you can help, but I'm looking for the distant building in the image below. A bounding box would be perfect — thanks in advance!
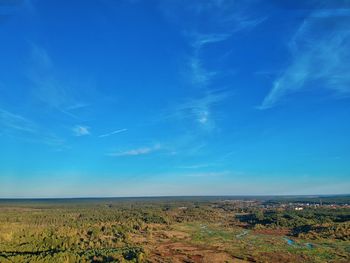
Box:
[295,207,303,211]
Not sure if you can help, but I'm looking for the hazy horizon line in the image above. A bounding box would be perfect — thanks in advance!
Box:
[0,193,349,200]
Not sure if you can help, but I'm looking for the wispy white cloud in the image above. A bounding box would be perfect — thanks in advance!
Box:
[159,0,266,91]
[66,103,90,111]
[159,0,263,131]
[165,90,231,129]
[0,107,65,147]
[309,8,350,18]
[108,144,161,157]
[183,171,231,177]
[176,164,213,169]
[187,27,265,91]
[28,44,88,118]
[260,8,350,109]
[99,128,127,138]
[73,125,90,136]
[197,110,209,125]
[0,108,36,133]
[161,0,265,36]
[191,33,232,49]
[189,56,217,89]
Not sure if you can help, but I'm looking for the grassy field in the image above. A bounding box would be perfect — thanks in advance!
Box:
[0,197,349,262]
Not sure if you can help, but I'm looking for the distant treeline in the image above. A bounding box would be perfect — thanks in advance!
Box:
[237,208,350,240]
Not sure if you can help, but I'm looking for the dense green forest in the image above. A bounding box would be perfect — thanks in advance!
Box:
[0,196,349,262]
[237,208,350,240]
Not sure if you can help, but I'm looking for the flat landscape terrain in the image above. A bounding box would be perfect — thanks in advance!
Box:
[0,196,349,262]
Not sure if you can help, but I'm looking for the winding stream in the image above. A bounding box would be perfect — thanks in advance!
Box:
[236,230,249,238]
[284,237,314,249]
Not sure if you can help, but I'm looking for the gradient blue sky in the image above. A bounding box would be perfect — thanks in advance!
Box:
[1,0,350,197]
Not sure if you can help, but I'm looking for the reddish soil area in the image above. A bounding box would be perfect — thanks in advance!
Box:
[257,252,311,263]
[148,241,248,263]
[253,228,290,236]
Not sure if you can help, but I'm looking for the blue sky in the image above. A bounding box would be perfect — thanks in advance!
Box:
[0,0,350,197]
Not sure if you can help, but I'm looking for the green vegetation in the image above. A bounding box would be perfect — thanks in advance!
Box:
[237,208,350,240]
[0,197,349,262]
